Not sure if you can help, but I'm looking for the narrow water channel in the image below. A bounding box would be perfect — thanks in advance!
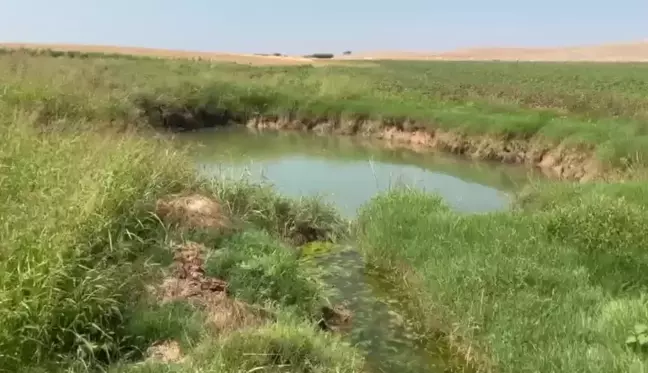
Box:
[175,127,542,373]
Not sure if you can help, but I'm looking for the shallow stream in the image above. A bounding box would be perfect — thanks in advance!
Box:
[176,127,542,373]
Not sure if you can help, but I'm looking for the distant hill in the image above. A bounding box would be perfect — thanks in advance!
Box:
[3,40,648,63]
[0,43,317,65]
[342,41,648,62]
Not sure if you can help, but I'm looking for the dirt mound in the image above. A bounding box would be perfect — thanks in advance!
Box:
[156,194,230,231]
[160,241,228,300]
[154,241,263,332]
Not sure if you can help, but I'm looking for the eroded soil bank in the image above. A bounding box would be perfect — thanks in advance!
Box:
[244,117,615,182]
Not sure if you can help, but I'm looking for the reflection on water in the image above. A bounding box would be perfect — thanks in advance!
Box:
[175,127,543,373]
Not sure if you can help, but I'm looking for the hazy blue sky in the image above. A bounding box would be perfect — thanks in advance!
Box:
[1,0,647,54]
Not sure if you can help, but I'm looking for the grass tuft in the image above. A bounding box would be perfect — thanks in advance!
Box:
[205,229,328,317]
[209,179,348,244]
[108,317,363,373]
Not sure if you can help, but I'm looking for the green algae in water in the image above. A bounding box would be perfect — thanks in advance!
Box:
[315,247,449,373]
[300,240,338,258]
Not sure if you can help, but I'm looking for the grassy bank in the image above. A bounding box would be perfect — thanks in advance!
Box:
[2,50,648,178]
[355,185,648,373]
[0,106,363,372]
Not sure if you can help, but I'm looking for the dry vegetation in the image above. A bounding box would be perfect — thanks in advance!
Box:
[0,43,326,65]
[4,40,648,63]
[342,41,648,62]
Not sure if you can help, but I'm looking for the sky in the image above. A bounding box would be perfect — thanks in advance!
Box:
[1,0,647,55]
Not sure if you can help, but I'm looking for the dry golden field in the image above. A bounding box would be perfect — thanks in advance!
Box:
[3,40,648,63]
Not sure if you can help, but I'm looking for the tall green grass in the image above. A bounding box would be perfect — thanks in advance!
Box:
[5,47,648,121]
[4,47,648,373]
[355,186,648,373]
[0,111,193,370]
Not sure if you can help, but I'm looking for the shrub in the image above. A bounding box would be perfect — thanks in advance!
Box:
[305,53,335,59]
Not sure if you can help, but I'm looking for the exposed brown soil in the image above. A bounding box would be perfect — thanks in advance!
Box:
[152,193,351,335]
[143,239,353,368]
[156,194,231,231]
[245,117,622,182]
[155,239,353,333]
[153,240,266,333]
[163,241,228,299]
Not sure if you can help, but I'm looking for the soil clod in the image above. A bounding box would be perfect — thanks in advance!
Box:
[159,241,228,301]
[156,193,230,230]
[154,241,263,332]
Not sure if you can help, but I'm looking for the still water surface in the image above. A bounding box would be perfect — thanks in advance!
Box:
[179,128,537,217]
[176,128,541,372]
